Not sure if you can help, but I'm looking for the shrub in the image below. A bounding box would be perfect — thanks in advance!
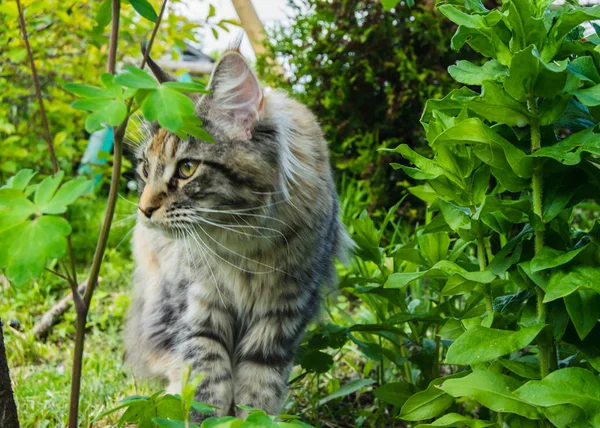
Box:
[313,0,600,425]
[257,0,473,209]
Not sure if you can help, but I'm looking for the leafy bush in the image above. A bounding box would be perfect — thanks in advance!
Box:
[257,0,473,209]
[320,0,600,425]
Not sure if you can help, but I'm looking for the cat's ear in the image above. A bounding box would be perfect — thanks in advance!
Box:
[140,42,174,83]
[204,51,264,141]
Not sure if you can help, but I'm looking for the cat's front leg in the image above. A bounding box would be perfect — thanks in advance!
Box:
[176,304,235,422]
[233,287,317,417]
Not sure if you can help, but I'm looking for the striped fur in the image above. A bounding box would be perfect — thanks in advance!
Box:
[124,50,350,421]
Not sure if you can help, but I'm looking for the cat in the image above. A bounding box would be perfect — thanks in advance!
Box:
[123,42,350,421]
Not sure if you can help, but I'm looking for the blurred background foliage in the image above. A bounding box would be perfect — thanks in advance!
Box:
[257,0,479,213]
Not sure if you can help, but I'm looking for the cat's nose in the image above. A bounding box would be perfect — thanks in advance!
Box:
[139,204,160,219]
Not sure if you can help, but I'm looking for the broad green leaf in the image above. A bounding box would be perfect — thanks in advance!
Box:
[568,56,600,84]
[141,86,195,132]
[84,99,127,132]
[129,0,157,22]
[201,416,243,428]
[438,5,501,29]
[544,265,600,303]
[39,177,92,214]
[504,46,568,102]
[179,117,215,143]
[574,84,600,107]
[543,404,590,428]
[415,413,497,428]
[386,260,464,289]
[163,81,210,93]
[441,371,540,419]
[441,270,496,296]
[498,358,541,380]
[299,350,333,374]
[504,0,546,51]
[542,5,600,62]
[115,66,159,89]
[152,419,199,428]
[63,83,112,98]
[374,382,414,407]
[515,368,600,423]
[95,0,111,28]
[33,171,64,207]
[432,118,532,178]
[421,87,478,125]
[564,289,600,340]
[464,81,530,127]
[2,169,36,190]
[71,98,115,111]
[445,324,544,365]
[531,245,590,273]
[317,379,375,406]
[399,372,470,421]
[0,189,37,231]
[448,60,508,85]
[438,199,471,233]
[0,216,71,285]
[418,233,451,265]
[439,318,465,340]
[531,127,600,165]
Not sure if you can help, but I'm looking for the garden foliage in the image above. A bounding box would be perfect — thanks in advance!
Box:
[257,0,472,209]
[320,0,600,425]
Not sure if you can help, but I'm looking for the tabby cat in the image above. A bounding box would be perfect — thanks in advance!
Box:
[124,44,350,420]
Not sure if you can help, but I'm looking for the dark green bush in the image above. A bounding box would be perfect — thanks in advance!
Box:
[257,0,473,209]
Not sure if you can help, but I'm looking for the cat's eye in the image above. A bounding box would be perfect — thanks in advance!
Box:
[177,160,200,179]
[142,163,149,179]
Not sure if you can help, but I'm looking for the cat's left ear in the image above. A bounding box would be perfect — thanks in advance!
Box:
[203,51,264,141]
[140,42,174,83]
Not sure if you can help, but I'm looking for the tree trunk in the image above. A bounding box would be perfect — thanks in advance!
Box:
[0,321,19,428]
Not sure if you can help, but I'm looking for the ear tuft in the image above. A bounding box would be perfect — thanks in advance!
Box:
[205,51,263,141]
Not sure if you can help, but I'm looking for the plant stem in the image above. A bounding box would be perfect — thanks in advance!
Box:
[528,96,556,379]
[475,223,493,315]
[15,0,58,174]
[66,2,167,425]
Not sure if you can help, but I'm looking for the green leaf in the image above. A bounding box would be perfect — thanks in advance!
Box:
[381,0,400,10]
[438,199,471,233]
[33,171,64,207]
[180,117,214,142]
[299,350,333,374]
[463,81,530,127]
[0,189,36,231]
[317,379,375,406]
[565,289,600,340]
[504,0,546,51]
[0,216,71,285]
[445,324,544,365]
[152,419,198,428]
[84,100,128,132]
[448,60,508,85]
[374,382,415,407]
[432,118,532,178]
[3,169,36,190]
[141,86,195,132]
[531,245,590,273]
[415,413,497,428]
[95,0,112,28]
[386,260,463,290]
[544,265,600,302]
[163,81,210,93]
[201,416,243,428]
[515,368,600,424]
[498,359,541,380]
[441,371,541,419]
[39,177,92,214]
[63,83,112,98]
[129,0,157,22]
[114,66,159,89]
[438,5,500,29]
[441,270,496,297]
[399,372,470,421]
[574,84,600,107]
[542,5,600,62]
[568,56,600,84]
[531,127,600,165]
[504,46,567,102]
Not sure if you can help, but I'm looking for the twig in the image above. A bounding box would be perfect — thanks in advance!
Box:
[32,281,89,339]
[67,1,168,426]
[15,0,58,174]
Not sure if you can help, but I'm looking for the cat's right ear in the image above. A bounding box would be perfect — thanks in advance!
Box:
[140,42,174,83]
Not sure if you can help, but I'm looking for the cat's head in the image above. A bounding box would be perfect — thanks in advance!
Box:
[134,49,282,231]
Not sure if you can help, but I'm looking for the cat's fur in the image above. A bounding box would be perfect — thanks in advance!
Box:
[124,45,350,420]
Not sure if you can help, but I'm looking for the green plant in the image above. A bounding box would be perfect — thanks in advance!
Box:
[372,0,600,425]
[257,0,474,209]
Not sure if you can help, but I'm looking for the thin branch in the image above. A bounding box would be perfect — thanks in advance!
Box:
[107,0,121,75]
[67,1,168,426]
[141,0,168,69]
[45,268,69,282]
[15,0,58,174]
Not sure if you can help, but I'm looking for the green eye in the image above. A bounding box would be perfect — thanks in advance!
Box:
[142,163,149,179]
[177,160,199,179]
